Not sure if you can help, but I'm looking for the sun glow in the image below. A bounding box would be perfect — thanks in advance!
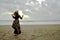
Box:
[18,10,30,19]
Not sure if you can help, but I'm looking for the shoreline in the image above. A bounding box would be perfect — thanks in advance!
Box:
[0,24,60,26]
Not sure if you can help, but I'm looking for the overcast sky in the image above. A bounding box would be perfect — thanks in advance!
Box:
[0,0,60,21]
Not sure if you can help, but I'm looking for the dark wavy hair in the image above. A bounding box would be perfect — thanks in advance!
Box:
[14,10,19,16]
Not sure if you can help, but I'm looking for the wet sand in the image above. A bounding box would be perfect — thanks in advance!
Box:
[0,25,60,40]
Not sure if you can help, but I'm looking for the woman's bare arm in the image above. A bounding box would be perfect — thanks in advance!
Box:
[19,15,24,19]
[11,14,15,19]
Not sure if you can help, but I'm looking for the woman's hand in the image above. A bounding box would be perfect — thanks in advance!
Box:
[11,14,15,17]
[22,15,24,18]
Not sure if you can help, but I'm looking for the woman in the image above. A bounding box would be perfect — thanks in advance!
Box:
[12,10,23,35]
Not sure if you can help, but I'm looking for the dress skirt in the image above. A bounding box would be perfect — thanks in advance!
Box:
[12,19,21,34]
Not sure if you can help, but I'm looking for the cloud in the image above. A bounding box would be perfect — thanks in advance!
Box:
[0,0,60,20]
[36,0,45,4]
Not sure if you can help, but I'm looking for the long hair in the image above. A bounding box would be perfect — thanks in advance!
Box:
[14,10,19,16]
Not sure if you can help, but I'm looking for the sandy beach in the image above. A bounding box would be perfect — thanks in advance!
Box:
[0,25,60,40]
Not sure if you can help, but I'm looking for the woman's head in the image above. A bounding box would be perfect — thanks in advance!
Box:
[14,10,19,16]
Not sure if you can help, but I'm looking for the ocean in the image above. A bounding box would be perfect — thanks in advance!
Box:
[0,20,60,25]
